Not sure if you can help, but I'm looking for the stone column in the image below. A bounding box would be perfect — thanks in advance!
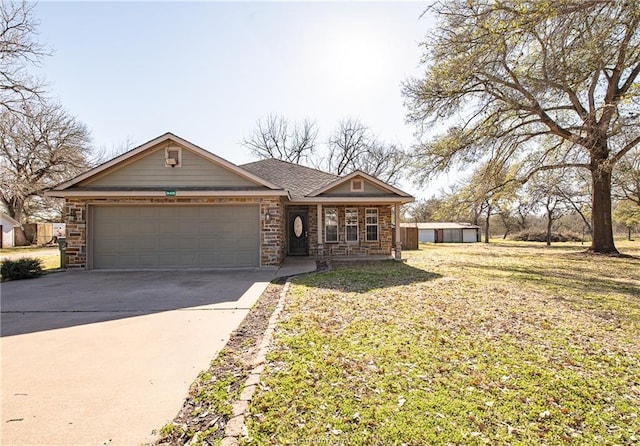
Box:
[316,203,324,258]
[394,204,402,260]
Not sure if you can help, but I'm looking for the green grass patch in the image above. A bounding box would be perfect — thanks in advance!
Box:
[244,241,640,445]
[0,246,61,271]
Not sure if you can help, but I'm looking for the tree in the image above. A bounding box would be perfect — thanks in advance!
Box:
[242,114,317,164]
[613,199,640,240]
[613,149,640,206]
[0,102,92,245]
[405,197,444,222]
[321,118,409,185]
[529,170,572,246]
[404,0,640,254]
[1,1,48,113]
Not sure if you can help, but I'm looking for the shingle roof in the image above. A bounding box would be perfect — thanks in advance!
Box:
[240,159,339,198]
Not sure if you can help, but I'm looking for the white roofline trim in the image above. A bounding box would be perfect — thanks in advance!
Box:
[45,190,289,198]
[52,132,282,191]
[308,170,412,198]
[0,213,22,227]
[287,196,414,205]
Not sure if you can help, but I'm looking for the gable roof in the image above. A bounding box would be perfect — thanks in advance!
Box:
[241,158,338,198]
[51,132,282,192]
[309,170,413,198]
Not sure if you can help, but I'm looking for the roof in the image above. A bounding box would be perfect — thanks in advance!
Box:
[401,222,481,230]
[241,158,339,198]
[51,132,283,192]
[0,213,21,227]
[308,170,413,198]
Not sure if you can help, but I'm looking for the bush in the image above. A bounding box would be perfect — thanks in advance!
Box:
[1,257,44,282]
[510,229,584,242]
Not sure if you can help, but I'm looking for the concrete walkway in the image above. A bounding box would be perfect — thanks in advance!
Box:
[275,256,317,278]
[1,270,273,446]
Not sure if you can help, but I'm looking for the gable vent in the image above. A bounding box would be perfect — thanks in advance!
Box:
[165,146,181,168]
[351,179,364,192]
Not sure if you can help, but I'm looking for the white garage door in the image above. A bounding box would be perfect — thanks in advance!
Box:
[462,228,478,243]
[419,229,435,243]
[91,205,260,269]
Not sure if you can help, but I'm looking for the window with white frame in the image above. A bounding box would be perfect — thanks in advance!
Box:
[325,208,338,242]
[365,208,378,241]
[345,208,358,242]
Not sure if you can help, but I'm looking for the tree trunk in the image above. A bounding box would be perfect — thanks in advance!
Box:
[589,162,618,254]
[5,201,30,246]
[546,210,553,247]
[484,204,491,243]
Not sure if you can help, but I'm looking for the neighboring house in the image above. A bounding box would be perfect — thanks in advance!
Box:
[401,222,481,243]
[46,132,414,270]
[0,213,21,249]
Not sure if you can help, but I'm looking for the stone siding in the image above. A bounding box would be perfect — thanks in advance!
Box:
[63,196,285,269]
[317,205,393,257]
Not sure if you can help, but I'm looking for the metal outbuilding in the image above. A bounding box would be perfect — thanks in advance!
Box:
[401,222,481,243]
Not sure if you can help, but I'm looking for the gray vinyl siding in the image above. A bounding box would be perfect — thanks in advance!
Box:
[322,179,395,196]
[85,148,259,188]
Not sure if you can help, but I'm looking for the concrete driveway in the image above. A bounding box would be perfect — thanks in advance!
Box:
[1,269,274,445]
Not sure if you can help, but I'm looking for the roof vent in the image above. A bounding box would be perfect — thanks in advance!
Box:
[165,146,181,167]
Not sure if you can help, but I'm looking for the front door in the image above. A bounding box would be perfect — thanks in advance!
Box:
[288,211,309,255]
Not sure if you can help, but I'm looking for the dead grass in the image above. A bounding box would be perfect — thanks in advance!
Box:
[244,240,640,445]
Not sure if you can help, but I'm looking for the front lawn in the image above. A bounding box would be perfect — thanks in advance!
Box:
[0,246,60,270]
[244,241,640,445]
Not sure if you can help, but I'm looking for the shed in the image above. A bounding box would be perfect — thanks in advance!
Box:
[1,213,21,248]
[401,222,481,243]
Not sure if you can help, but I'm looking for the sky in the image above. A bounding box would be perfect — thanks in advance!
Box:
[33,1,439,198]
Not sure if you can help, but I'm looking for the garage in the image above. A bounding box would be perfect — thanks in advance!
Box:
[91,205,260,269]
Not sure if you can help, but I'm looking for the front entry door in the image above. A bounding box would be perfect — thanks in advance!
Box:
[288,211,309,255]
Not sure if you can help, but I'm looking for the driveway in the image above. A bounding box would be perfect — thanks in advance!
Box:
[1,269,274,445]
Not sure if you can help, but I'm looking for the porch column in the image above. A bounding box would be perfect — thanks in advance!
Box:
[394,204,402,260]
[317,204,324,258]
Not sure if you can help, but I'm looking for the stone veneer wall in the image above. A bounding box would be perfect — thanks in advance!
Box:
[63,196,285,269]
[318,205,393,257]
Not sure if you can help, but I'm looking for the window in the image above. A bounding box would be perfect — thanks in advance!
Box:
[351,179,364,192]
[345,208,358,242]
[366,208,378,241]
[325,208,338,242]
[165,145,182,167]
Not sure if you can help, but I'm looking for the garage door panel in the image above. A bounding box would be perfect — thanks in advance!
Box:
[92,205,259,269]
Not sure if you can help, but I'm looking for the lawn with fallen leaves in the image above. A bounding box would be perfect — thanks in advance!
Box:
[244,241,640,445]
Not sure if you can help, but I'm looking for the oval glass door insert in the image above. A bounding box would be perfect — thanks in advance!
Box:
[294,216,304,237]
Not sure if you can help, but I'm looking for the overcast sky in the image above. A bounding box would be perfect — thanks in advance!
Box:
[33,1,441,197]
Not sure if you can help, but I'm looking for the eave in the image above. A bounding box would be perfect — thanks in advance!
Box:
[287,196,414,205]
[45,190,289,198]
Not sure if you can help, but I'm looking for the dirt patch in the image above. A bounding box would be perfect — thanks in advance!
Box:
[153,281,284,445]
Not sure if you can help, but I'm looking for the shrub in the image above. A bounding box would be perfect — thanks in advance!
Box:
[510,229,584,242]
[0,257,44,282]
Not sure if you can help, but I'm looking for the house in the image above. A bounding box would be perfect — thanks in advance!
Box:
[46,132,414,269]
[1,213,21,249]
[401,222,481,243]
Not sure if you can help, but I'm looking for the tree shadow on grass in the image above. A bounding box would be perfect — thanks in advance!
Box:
[293,260,442,293]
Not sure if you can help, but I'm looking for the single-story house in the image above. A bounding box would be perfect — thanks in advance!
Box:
[46,132,414,270]
[401,222,481,243]
[1,213,21,249]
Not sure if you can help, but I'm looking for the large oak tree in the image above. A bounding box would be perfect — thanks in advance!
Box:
[404,0,640,253]
[1,0,47,113]
[0,102,92,245]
